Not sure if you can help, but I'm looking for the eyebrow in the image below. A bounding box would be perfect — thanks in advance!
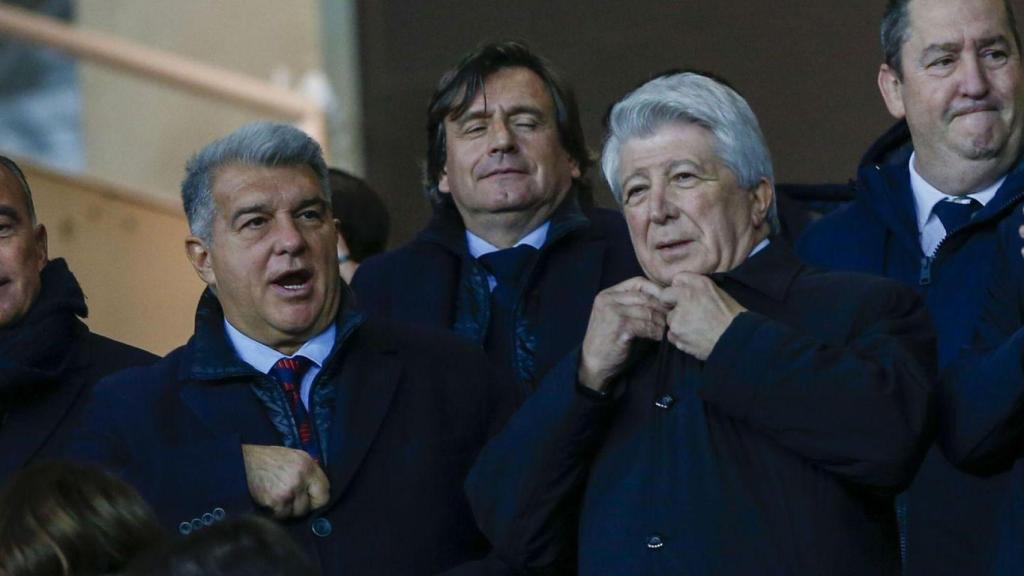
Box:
[230,197,327,225]
[0,205,23,222]
[920,35,1011,60]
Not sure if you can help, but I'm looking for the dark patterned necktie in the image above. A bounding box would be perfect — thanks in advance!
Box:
[933,198,983,233]
[478,245,539,380]
[269,356,322,464]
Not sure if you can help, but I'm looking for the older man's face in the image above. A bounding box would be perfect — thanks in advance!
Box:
[186,163,341,354]
[439,67,580,236]
[881,0,1024,169]
[0,167,46,328]
[617,122,772,286]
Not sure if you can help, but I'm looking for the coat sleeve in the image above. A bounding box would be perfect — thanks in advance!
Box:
[68,372,255,531]
[939,239,1024,474]
[465,350,615,573]
[699,283,936,492]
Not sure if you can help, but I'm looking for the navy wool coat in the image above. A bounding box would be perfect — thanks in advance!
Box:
[797,121,1024,576]
[467,242,936,575]
[71,290,520,576]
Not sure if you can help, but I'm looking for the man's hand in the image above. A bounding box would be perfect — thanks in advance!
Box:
[579,277,668,393]
[659,273,746,361]
[242,444,330,519]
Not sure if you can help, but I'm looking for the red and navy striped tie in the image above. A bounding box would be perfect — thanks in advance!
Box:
[269,356,322,465]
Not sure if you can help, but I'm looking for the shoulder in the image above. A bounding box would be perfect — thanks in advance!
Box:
[793,262,923,313]
[79,329,158,367]
[354,236,453,285]
[350,318,495,391]
[796,195,886,266]
[88,344,190,405]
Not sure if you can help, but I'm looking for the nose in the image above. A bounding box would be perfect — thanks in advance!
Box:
[648,181,678,225]
[488,119,517,155]
[959,53,991,99]
[274,216,307,255]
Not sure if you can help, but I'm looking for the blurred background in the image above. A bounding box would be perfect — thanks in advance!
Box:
[0,0,982,354]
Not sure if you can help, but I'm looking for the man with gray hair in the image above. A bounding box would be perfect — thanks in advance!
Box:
[72,122,519,575]
[797,0,1024,573]
[466,72,936,575]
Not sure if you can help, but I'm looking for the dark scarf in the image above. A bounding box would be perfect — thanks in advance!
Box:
[0,259,87,400]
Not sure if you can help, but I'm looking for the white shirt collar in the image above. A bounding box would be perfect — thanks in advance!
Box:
[224,320,336,375]
[909,152,1001,232]
[466,221,550,259]
[748,237,770,258]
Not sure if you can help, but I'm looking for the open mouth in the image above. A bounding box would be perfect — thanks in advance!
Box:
[270,269,313,293]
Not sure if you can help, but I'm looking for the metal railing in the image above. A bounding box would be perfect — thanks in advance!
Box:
[0,3,328,148]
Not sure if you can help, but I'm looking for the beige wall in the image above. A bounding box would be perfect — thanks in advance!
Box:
[24,161,202,355]
[78,0,363,200]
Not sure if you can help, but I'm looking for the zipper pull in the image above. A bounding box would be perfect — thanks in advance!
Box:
[919,256,933,286]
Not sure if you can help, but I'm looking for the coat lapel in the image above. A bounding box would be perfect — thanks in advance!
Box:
[325,340,401,507]
[0,369,87,477]
[396,248,459,328]
[533,236,607,375]
[179,379,281,446]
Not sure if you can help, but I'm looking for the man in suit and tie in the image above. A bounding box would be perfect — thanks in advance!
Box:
[72,122,518,575]
[353,41,640,388]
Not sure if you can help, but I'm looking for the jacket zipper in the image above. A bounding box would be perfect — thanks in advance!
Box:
[918,189,1024,286]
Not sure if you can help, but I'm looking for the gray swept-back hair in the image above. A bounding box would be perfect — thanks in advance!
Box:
[881,0,1020,79]
[0,155,37,225]
[601,72,779,234]
[181,122,329,243]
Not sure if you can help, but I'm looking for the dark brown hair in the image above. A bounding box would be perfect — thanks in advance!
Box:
[0,462,164,576]
[424,40,591,205]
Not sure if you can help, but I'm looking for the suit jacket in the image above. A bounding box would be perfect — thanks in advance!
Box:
[0,258,155,484]
[71,290,520,576]
[352,195,641,386]
[467,242,936,575]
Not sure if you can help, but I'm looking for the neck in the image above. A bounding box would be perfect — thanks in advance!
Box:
[720,226,769,273]
[913,151,1015,196]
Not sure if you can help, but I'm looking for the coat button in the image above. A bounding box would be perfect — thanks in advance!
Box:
[212,507,226,521]
[190,518,204,531]
[178,522,192,535]
[655,395,675,409]
[311,517,333,537]
[647,534,664,549]
[201,513,215,526]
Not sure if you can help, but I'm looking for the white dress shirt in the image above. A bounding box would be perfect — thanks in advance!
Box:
[466,221,550,291]
[224,320,336,408]
[909,152,1001,256]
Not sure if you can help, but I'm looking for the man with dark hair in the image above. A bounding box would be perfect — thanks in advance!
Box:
[352,41,640,387]
[0,155,155,485]
[72,123,519,575]
[797,0,1024,574]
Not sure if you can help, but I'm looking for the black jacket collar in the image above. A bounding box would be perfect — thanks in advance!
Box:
[710,240,803,302]
[183,287,366,382]
[0,258,88,397]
